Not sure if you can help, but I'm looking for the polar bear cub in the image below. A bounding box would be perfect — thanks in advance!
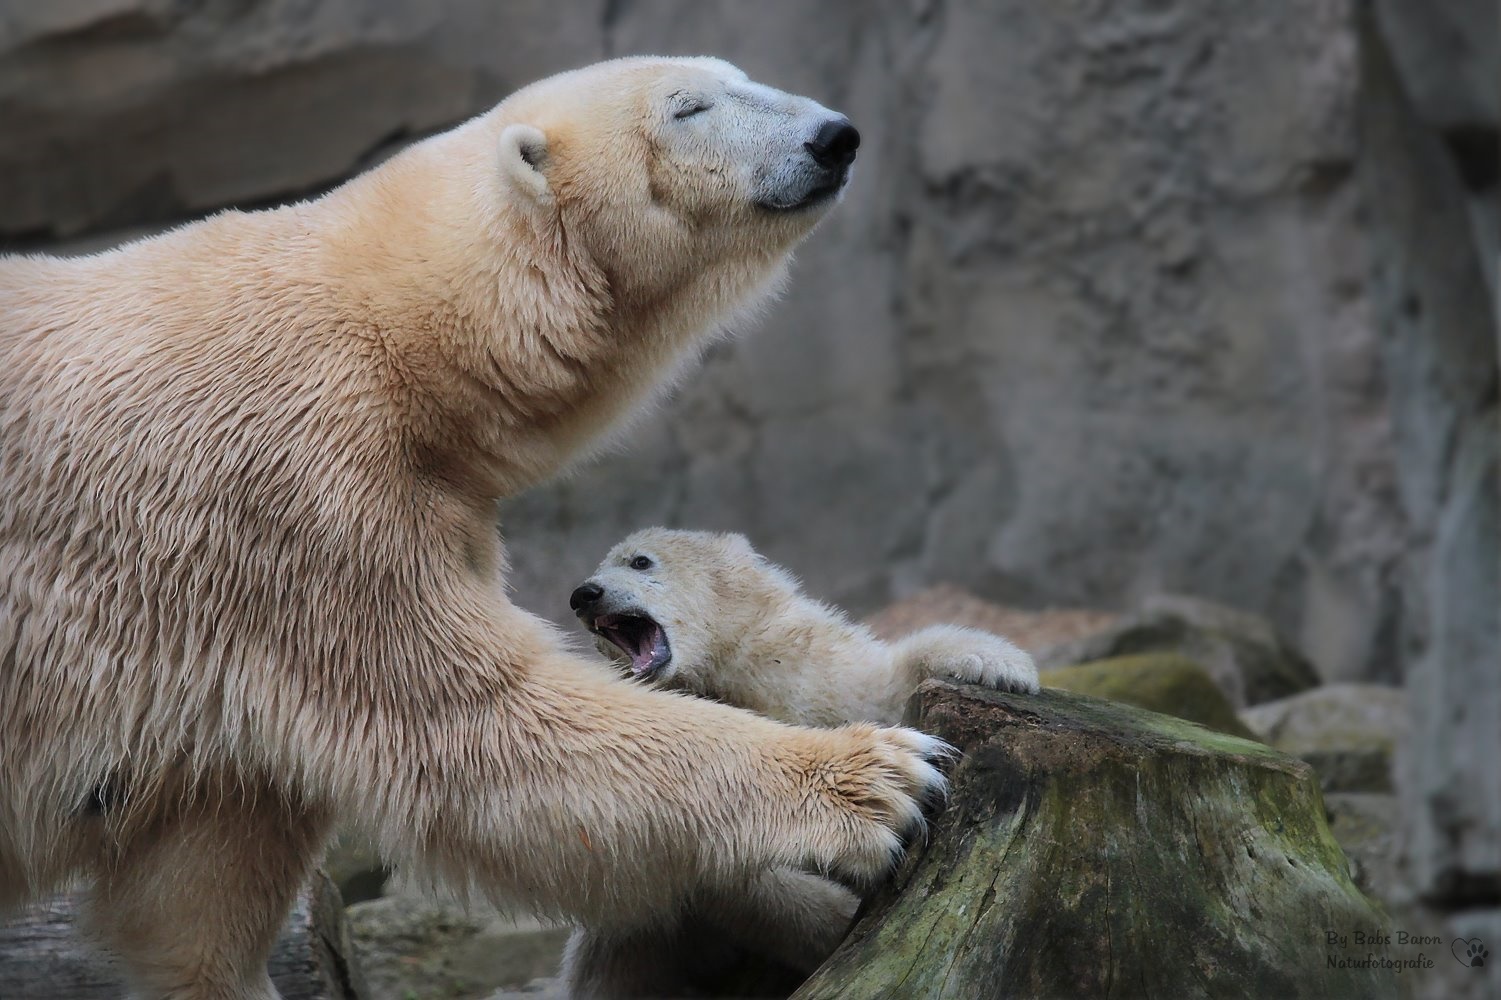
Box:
[570,527,1039,727]
[560,527,1037,996]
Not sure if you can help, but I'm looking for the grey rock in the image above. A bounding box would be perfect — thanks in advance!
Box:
[346,895,569,1000]
[1324,792,1400,903]
[1372,0,1498,133]
[0,0,603,240]
[1356,6,1501,908]
[484,980,566,1000]
[1241,684,1409,793]
[1038,594,1321,708]
[1398,418,1501,905]
[320,831,390,906]
[1388,905,1501,1000]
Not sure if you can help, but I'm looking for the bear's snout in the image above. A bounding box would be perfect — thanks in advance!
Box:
[804,118,860,171]
[570,581,604,615]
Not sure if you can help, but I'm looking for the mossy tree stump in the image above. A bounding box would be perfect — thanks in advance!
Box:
[794,681,1395,1000]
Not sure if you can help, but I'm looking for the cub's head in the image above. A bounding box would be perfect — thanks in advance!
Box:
[570,527,781,692]
[494,57,858,318]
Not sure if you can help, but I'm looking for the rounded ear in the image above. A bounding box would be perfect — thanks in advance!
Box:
[498,124,552,206]
[722,532,756,556]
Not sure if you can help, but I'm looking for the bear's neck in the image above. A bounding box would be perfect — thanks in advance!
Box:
[316,142,775,509]
[309,156,627,501]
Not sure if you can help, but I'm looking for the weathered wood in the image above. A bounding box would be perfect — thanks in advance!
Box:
[0,871,367,999]
[794,681,1397,1000]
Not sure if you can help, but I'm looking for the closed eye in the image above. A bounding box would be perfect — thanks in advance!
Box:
[673,101,712,120]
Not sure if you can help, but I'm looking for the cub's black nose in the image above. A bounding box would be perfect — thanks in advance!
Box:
[805,118,860,170]
[570,582,604,613]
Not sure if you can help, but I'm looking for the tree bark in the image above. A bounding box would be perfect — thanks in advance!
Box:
[0,871,367,999]
[794,681,1397,1000]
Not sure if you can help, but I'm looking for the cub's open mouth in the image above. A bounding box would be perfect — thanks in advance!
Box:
[591,612,672,681]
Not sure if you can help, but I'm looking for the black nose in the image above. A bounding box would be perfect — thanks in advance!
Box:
[805,118,860,170]
[570,582,604,613]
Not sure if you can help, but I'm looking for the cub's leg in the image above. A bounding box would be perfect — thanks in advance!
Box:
[85,777,328,1000]
[892,624,1039,694]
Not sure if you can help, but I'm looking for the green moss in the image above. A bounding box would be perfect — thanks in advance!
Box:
[1042,652,1261,740]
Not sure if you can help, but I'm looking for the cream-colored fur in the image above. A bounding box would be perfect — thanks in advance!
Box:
[0,58,947,1000]
[576,528,1039,726]
[563,528,1037,997]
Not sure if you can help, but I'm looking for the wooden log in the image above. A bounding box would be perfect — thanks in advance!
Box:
[794,681,1397,1000]
[0,871,367,999]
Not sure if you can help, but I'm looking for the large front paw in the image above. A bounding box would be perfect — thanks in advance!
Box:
[780,723,952,888]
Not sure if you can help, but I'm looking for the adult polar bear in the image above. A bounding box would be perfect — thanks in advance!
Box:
[0,58,945,999]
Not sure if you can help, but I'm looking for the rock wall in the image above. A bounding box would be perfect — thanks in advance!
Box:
[0,0,1492,692]
[1356,5,1500,989]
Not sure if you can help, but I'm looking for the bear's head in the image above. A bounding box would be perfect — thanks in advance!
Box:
[569,527,791,693]
[493,57,858,327]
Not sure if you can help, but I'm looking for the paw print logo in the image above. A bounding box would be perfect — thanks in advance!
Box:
[1451,937,1489,968]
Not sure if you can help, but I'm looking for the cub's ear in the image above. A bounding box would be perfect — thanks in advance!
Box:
[722,532,756,555]
[498,124,552,206]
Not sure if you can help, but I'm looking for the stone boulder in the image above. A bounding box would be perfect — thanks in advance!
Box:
[1041,652,1259,740]
[346,895,569,1000]
[1240,684,1409,793]
[1356,4,1501,922]
[1323,792,1400,903]
[321,830,390,906]
[1037,594,1322,708]
[0,1,601,241]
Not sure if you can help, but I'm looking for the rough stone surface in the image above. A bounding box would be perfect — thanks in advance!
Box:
[0,1,602,241]
[1371,0,1498,133]
[1368,0,1500,308]
[1037,594,1322,708]
[1423,908,1501,1000]
[346,895,569,1000]
[484,981,566,1000]
[1240,683,1409,793]
[1396,412,1501,904]
[1041,652,1259,739]
[1324,793,1400,903]
[1355,7,1501,909]
[321,831,390,906]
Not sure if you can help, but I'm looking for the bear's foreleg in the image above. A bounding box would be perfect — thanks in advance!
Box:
[330,612,948,931]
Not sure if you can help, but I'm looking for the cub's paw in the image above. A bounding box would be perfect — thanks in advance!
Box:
[782,723,953,888]
[900,625,1040,694]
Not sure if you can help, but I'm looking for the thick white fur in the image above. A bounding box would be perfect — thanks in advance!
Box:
[0,58,947,1000]
[564,529,1037,996]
